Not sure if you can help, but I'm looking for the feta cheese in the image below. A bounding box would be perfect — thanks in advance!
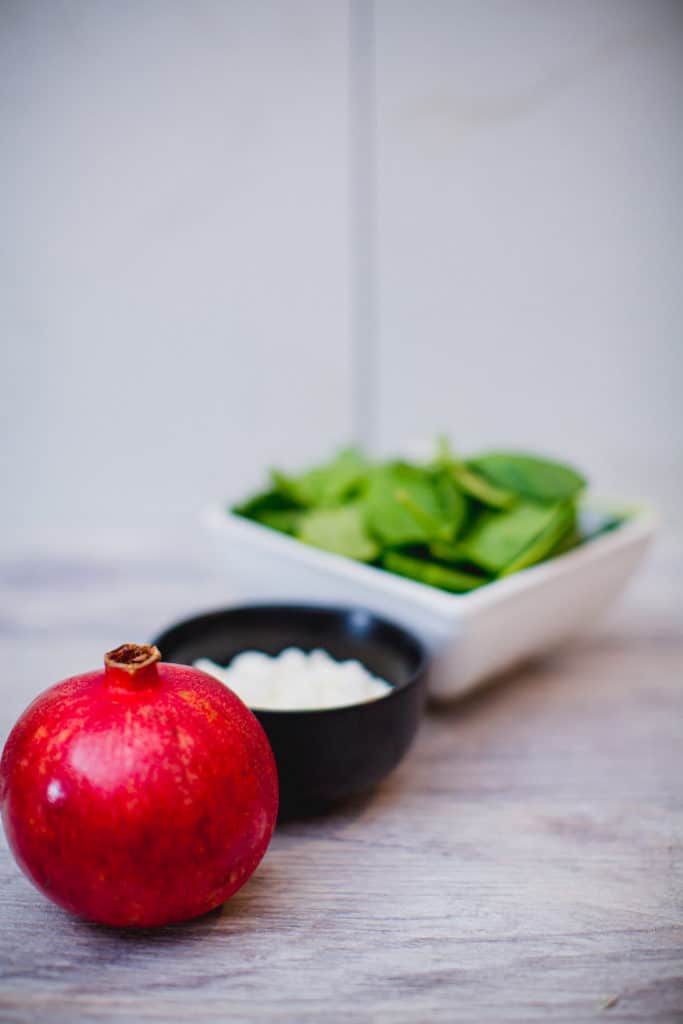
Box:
[194,647,392,711]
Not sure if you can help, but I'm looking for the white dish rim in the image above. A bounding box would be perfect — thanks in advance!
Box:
[204,499,658,619]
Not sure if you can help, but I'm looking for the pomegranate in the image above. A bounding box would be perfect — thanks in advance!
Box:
[0,644,278,927]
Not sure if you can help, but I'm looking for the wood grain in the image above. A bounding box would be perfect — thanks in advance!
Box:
[0,532,681,1023]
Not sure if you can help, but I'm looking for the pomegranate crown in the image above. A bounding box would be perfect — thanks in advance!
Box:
[105,644,161,674]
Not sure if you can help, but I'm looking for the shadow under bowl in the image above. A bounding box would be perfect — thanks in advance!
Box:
[153,604,428,820]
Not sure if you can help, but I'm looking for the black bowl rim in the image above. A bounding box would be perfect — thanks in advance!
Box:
[152,602,429,720]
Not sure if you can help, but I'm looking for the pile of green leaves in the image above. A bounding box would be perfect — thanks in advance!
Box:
[232,441,621,594]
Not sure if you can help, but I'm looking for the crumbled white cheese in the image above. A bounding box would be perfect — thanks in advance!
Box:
[194,647,392,711]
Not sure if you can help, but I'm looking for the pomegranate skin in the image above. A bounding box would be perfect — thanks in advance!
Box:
[0,650,278,927]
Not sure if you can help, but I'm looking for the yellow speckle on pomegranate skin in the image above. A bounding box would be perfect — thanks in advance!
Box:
[176,690,219,723]
[175,727,194,755]
[50,726,77,750]
[177,690,198,706]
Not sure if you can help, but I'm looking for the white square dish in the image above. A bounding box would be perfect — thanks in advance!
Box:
[203,502,656,700]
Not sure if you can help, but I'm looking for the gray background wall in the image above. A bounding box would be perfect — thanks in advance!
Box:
[2,0,682,541]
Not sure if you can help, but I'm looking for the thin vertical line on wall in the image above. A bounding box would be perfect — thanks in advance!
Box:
[349,0,377,450]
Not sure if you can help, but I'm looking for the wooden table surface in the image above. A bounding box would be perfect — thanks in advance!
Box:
[1,531,681,1023]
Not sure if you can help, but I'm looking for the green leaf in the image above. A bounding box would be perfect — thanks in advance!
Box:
[271,448,368,508]
[429,539,475,564]
[545,524,581,560]
[468,452,586,503]
[251,509,304,535]
[394,474,467,542]
[381,551,488,593]
[453,501,571,574]
[500,502,576,575]
[434,437,516,509]
[269,470,308,507]
[434,471,469,533]
[452,464,517,509]
[233,488,301,518]
[297,504,379,562]
[364,463,461,546]
[233,439,593,585]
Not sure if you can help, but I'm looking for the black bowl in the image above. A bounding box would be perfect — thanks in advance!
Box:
[153,605,428,819]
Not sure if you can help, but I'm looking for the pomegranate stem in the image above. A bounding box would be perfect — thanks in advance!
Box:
[105,644,161,687]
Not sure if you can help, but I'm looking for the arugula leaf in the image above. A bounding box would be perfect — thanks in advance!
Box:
[468,452,586,503]
[381,551,488,592]
[297,504,379,562]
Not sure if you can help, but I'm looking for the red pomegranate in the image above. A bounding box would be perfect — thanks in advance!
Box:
[0,644,278,927]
